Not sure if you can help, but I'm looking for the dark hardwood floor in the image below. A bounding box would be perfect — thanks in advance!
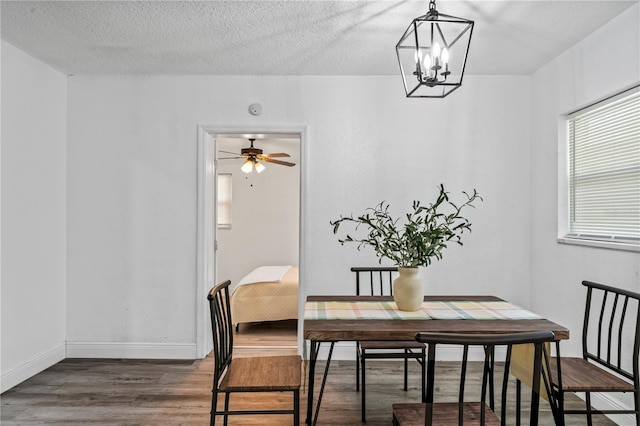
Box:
[1,320,617,425]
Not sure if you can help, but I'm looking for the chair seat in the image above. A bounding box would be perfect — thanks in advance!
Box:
[360,340,425,350]
[392,402,500,426]
[220,355,302,392]
[550,357,635,392]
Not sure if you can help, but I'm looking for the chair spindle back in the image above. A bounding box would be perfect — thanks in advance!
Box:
[582,280,640,382]
[418,331,555,426]
[351,266,398,296]
[208,280,234,385]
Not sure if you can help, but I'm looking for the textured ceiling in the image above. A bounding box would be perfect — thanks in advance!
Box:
[1,1,637,76]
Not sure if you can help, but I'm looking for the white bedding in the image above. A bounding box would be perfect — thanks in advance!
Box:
[230,266,299,326]
[237,265,292,286]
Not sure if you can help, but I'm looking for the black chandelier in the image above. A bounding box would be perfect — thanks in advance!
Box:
[396,0,474,98]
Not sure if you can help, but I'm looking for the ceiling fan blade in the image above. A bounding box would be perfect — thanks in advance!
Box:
[262,158,296,167]
[219,156,243,160]
[259,152,290,158]
[219,150,244,156]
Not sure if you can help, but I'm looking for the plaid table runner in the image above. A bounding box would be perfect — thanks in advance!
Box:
[304,300,541,321]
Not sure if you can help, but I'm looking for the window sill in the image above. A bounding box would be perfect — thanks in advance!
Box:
[557,237,640,253]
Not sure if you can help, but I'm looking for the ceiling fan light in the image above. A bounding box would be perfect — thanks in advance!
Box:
[241,159,253,173]
[254,161,266,173]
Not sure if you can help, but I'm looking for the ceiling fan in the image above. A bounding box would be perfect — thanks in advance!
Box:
[219,138,295,173]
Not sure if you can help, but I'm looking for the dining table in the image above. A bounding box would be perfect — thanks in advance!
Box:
[303,294,570,425]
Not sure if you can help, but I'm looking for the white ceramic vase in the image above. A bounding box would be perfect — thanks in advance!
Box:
[393,267,424,311]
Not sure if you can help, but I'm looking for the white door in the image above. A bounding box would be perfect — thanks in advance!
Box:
[196,129,217,357]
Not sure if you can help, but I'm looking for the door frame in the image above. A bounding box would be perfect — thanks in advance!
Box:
[196,124,308,358]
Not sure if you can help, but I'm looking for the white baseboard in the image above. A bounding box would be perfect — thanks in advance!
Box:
[589,392,636,426]
[65,342,197,359]
[310,341,354,360]
[1,344,65,393]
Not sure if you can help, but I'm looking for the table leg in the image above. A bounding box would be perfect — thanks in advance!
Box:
[305,340,335,426]
[489,345,495,410]
[548,341,564,426]
[306,340,319,425]
[512,342,563,425]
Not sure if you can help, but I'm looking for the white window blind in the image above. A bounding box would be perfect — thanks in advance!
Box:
[567,86,640,243]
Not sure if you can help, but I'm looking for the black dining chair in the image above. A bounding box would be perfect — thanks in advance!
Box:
[549,280,640,425]
[207,280,302,426]
[392,330,556,425]
[351,266,426,422]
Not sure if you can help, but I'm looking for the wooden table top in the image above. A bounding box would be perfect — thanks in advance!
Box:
[303,295,570,342]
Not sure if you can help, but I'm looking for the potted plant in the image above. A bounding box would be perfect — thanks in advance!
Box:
[330,184,481,311]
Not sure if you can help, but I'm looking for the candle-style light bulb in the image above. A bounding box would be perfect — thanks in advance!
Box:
[441,47,449,65]
[433,42,441,59]
[424,54,432,78]
[432,42,441,70]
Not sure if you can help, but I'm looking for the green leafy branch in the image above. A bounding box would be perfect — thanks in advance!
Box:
[330,184,482,267]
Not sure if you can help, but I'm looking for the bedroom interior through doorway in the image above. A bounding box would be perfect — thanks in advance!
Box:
[211,131,302,352]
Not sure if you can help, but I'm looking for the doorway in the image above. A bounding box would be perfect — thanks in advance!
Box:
[215,135,300,289]
[196,126,307,358]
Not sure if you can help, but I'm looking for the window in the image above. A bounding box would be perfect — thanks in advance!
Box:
[562,86,639,249]
[217,173,232,229]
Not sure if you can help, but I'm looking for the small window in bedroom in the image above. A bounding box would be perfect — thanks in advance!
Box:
[562,86,639,249]
[217,173,232,229]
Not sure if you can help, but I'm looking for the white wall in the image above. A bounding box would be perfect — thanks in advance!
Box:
[529,6,639,423]
[64,74,532,356]
[1,41,67,392]
[530,4,640,353]
[216,137,300,289]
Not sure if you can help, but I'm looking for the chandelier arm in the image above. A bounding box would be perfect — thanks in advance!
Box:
[446,23,473,49]
[435,13,474,23]
[397,23,416,46]
[406,84,422,97]
[413,20,423,82]
[456,26,474,86]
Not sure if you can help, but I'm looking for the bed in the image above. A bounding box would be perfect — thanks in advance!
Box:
[230,265,299,328]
